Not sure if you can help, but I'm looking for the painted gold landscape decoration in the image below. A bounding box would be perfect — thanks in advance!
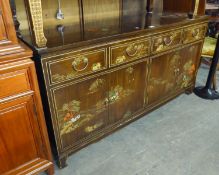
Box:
[123,110,132,119]
[108,85,135,104]
[58,83,135,135]
[88,78,105,94]
[52,72,77,82]
[115,56,126,64]
[85,121,104,133]
[125,43,146,57]
[58,98,107,135]
[92,62,102,71]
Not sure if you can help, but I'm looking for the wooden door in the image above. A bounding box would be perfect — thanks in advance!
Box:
[0,95,44,174]
[108,62,146,123]
[52,75,109,149]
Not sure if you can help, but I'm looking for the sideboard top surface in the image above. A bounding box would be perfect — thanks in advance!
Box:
[20,12,208,54]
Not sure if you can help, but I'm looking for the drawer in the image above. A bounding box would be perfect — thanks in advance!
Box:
[152,30,182,53]
[183,25,206,44]
[47,48,107,84]
[110,38,151,66]
[0,69,31,99]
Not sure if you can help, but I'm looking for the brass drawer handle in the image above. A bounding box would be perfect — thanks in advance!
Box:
[72,56,89,72]
[192,29,200,37]
[126,44,139,57]
[164,36,173,46]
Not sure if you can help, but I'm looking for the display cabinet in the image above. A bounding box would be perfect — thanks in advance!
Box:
[0,0,54,174]
[0,0,24,56]
[13,0,208,168]
[163,0,206,15]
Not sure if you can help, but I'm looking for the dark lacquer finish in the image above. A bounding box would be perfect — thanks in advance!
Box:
[13,0,208,168]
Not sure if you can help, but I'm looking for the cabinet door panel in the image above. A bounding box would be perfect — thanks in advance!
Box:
[0,96,40,174]
[147,43,201,105]
[52,75,108,149]
[147,50,183,104]
[179,43,202,89]
[109,62,146,123]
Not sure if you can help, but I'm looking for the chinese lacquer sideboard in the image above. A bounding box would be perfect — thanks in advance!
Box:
[13,0,208,168]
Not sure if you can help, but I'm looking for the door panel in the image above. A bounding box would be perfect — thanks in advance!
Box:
[52,75,108,149]
[108,62,146,123]
[0,96,39,174]
[179,43,202,89]
[147,50,183,105]
[147,43,202,105]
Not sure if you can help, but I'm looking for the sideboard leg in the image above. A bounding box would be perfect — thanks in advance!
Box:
[185,86,194,95]
[57,156,68,169]
[46,166,55,175]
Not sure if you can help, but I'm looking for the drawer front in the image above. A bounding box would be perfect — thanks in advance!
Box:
[47,48,107,84]
[51,75,109,149]
[152,30,182,53]
[0,69,31,99]
[183,25,206,44]
[110,38,151,66]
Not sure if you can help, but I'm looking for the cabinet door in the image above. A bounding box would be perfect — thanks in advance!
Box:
[0,0,18,45]
[147,50,183,105]
[178,43,202,89]
[147,43,202,105]
[0,95,43,174]
[108,62,146,123]
[52,75,108,149]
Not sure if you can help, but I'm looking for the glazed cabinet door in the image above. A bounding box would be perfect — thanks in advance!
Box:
[0,8,7,41]
[0,95,44,174]
[52,75,109,149]
[108,62,146,123]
